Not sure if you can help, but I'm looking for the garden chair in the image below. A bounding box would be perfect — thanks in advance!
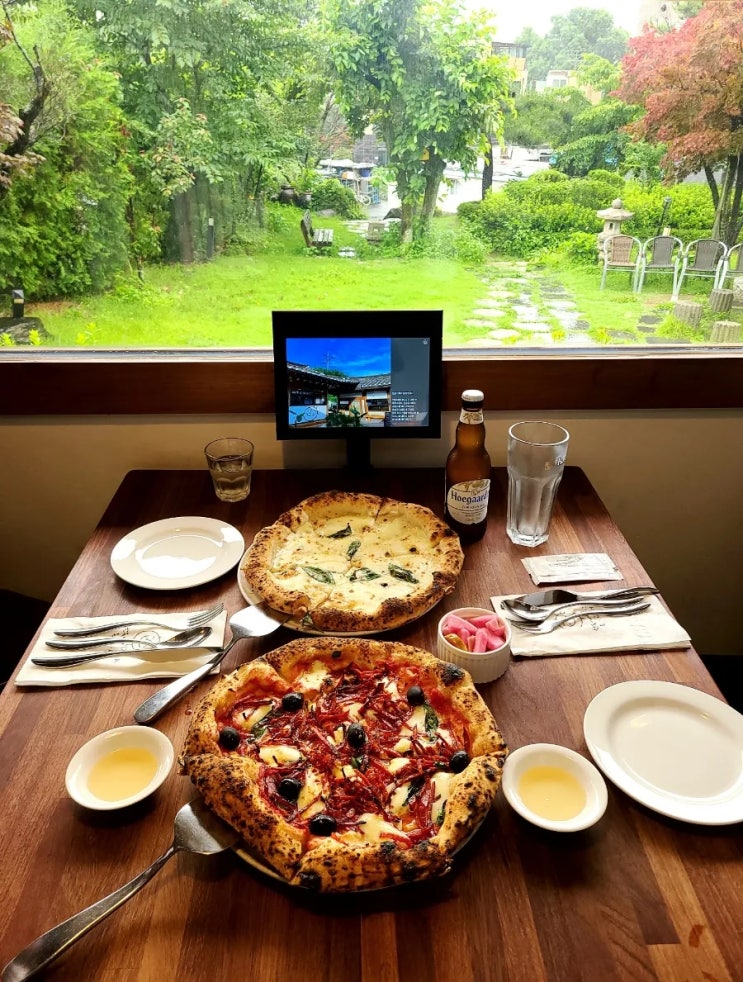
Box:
[672,238,726,298]
[635,235,683,295]
[600,234,642,291]
[715,242,742,290]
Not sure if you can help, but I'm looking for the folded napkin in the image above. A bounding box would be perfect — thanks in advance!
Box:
[15,610,227,687]
[491,593,691,659]
[521,553,622,585]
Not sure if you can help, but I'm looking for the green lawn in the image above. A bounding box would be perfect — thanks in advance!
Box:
[31,214,490,348]
[24,210,741,348]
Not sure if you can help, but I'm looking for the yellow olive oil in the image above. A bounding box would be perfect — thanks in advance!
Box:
[87,746,159,802]
[518,765,587,821]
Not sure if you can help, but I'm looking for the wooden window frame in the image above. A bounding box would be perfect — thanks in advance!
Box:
[1,348,742,414]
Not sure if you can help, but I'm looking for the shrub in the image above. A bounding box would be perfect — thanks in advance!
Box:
[308,179,363,219]
[621,183,714,242]
[538,231,600,268]
[458,188,599,259]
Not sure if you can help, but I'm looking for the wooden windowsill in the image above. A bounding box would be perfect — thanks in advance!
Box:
[1,347,742,414]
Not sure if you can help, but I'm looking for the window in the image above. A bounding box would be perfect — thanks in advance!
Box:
[0,0,740,413]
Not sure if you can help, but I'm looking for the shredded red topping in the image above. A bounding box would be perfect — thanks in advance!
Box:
[215,660,470,846]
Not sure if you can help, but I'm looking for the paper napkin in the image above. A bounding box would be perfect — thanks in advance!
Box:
[15,610,227,687]
[491,593,691,659]
[521,552,623,585]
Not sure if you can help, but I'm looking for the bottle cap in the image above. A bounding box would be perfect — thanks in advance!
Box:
[461,389,484,405]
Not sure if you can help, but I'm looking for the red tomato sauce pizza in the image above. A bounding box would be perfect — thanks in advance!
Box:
[180,637,508,892]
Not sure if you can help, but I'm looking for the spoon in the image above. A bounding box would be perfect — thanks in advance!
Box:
[43,625,212,651]
[0,798,240,982]
[32,627,212,668]
[503,595,655,623]
[503,586,659,610]
[134,603,289,725]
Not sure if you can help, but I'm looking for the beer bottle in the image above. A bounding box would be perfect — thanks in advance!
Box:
[444,389,491,543]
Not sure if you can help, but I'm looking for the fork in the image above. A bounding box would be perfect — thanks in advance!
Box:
[507,600,651,634]
[52,602,225,638]
[503,593,654,623]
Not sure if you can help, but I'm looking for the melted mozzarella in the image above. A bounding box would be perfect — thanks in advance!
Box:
[394,737,412,754]
[389,782,411,815]
[241,702,273,730]
[258,744,302,765]
[295,660,330,694]
[297,767,325,811]
[430,771,455,823]
[386,757,410,774]
[356,812,403,843]
[401,704,428,736]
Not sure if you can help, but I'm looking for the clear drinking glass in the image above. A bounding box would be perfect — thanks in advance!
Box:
[204,437,254,502]
[507,421,569,547]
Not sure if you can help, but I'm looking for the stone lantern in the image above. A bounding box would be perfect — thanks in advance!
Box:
[596,198,634,253]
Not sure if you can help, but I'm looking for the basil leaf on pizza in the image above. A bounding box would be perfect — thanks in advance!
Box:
[241,491,464,633]
[180,637,508,893]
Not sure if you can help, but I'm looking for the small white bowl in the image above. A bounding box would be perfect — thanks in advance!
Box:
[65,725,174,811]
[501,743,608,832]
[437,606,511,683]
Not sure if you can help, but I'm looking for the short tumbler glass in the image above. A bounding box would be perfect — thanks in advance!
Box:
[507,421,569,547]
[205,437,254,502]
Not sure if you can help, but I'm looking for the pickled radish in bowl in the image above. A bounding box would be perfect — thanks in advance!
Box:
[441,611,507,653]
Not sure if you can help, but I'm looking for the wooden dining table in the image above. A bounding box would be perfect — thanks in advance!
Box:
[1,466,741,982]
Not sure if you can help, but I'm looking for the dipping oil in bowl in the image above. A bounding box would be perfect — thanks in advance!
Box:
[66,726,174,811]
[87,746,160,802]
[518,765,587,822]
[502,743,608,832]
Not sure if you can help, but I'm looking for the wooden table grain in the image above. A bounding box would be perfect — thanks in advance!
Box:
[1,468,740,982]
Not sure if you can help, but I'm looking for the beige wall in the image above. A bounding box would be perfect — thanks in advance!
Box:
[2,410,741,654]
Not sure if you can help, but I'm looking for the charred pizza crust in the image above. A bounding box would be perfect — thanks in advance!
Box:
[180,637,508,892]
[241,491,464,633]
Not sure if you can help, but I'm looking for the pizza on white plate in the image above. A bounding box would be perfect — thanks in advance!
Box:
[240,490,464,633]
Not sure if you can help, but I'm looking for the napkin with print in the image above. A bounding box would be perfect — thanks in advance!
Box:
[491,593,691,658]
[15,610,227,687]
[521,552,623,585]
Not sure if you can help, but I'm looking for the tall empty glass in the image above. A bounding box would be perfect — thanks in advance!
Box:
[507,421,569,547]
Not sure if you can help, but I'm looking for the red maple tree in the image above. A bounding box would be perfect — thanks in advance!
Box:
[617,0,743,244]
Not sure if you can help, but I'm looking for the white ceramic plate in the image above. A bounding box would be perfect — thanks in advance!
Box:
[583,680,743,825]
[66,726,174,811]
[111,517,245,590]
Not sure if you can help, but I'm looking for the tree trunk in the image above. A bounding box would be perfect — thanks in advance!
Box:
[400,202,414,243]
[419,156,446,228]
[482,137,493,199]
[712,153,743,246]
[173,190,195,264]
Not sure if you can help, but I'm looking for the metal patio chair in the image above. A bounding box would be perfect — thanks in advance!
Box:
[600,234,642,291]
[636,235,683,295]
[715,242,742,290]
[673,238,727,298]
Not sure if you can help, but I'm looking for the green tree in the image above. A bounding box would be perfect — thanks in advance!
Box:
[503,88,590,150]
[70,0,322,261]
[0,0,131,296]
[617,0,743,244]
[0,8,46,192]
[323,0,512,241]
[516,7,628,83]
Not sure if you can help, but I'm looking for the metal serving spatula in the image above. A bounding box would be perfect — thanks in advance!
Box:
[134,603,289,725]
[1,799,240,982]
